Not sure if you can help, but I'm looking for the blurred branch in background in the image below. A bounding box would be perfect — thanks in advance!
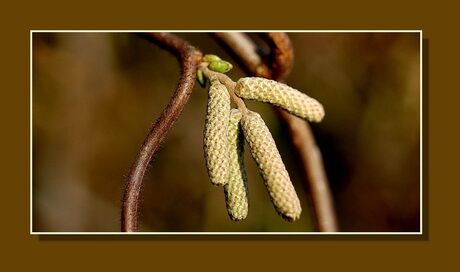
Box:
[213,32,273,78]
[213,32,338,232]
[121,33,202,232]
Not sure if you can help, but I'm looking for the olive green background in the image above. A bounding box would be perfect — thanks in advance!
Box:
[2,0,457,270]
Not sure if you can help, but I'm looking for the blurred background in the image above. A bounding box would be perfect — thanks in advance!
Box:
[32,32,420,232]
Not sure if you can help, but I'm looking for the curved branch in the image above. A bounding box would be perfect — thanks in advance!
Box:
[213,32,338,232]
[121,33,202,232]
[213,33,272,78]
[261,33,294,80]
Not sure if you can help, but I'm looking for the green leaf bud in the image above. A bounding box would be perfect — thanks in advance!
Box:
[208,60,233,73]
[196,69,206,87]
[203,54,222,63]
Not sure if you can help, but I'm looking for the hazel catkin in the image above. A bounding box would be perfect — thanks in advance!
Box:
[240,110,302,221]
[235,77,325,122]
[204,79,231,186]
[223,109,249,221]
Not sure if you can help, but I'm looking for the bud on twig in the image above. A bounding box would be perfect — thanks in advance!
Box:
[204,79,231,186]
[196,69,206,87]
[224,109,249,221]
[208,60,233,73]
[241,110,302,221]
[202,54,222,63]
[235,77,325,122]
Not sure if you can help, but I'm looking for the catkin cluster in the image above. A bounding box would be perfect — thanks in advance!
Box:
[202,68,324,222]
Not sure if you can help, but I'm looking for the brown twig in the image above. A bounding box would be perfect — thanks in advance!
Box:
[261,33,295,80]
[213,32,338,231]
[121,33,202,232]
[276,110,338,231]
[213,33,272,78]
[199,64,248,113]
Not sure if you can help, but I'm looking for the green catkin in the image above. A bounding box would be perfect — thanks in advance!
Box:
[241,110,302,221]
[224,109,249,221]
[204,79,231,186]
[234,77,325,122]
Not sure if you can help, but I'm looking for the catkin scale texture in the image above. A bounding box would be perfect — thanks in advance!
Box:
[204,79,231,186]
[241,111,302,221]
[224,109,249,221]
[235,77,325,122]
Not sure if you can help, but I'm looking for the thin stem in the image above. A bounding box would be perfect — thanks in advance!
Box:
[276,110,338,231]
[199,65,248,114]
[261,33,294,80]
[212,32,338,232]
[213,33,272,78]
[121,33,202,232]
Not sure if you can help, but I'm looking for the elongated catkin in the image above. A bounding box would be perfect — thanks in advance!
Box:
[241,110,302,221]
[235,77,325,122]
[224,109,249,221]
[204,79,231,186]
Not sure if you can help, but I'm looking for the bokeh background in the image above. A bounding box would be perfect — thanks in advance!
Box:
[32,32,420,232]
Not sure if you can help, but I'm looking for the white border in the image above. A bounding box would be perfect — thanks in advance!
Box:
[30,31,34,235]
[30,30,423,235]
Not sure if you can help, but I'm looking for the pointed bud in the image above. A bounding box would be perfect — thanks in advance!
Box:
[208,60,233,73]
[202,54,222,63]
[196,69,206,87]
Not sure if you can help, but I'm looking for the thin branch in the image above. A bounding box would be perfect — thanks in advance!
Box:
[199,64,237,89]
[199,64,248,113]
[276,110,338,231]
[213,32,338,232]
[261,33,294,80]
[121,33,202,232]
[213,33,272,78]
